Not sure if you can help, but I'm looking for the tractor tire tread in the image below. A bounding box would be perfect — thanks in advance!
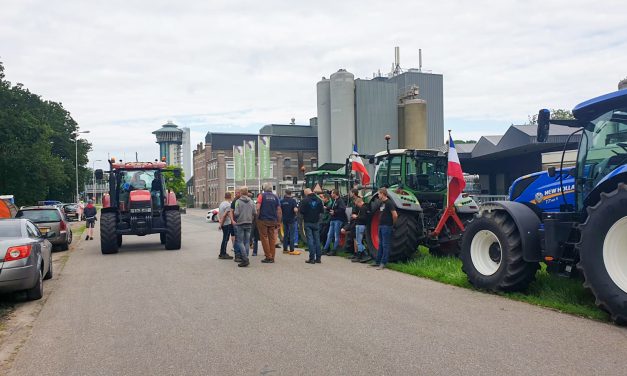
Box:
[100,212,119,254]
[165,210,182,250]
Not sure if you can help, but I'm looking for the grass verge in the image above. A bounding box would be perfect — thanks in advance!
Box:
[386,247,609,322]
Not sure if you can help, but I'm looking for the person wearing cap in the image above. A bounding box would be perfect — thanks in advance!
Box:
[83,200,97,240]
[280,189,298,254]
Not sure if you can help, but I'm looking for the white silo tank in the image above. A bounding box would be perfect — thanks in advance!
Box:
[330,69,355,162]
[316,78,332,164]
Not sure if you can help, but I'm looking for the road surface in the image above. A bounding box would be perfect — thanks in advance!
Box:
[8,209,627,375]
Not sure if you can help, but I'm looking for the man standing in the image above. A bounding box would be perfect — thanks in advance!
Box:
[230,190,242,262]
[218,192,234,260]
[351,197,371,263]
[371,188,397,270]
[280,189,298,254]
[233,187,256,268]
[323,189,346,256]
[256,182,282,263]
[299,188,324,264]
[83,200,97,240]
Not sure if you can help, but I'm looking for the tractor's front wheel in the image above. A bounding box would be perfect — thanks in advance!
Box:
[100,212,119,254]
[578,183,627,324]
[460,210,538,291]
[366,210,420,262]
[165,210,182,250]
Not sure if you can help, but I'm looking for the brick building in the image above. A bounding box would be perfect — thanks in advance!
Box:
[193,122,318,208]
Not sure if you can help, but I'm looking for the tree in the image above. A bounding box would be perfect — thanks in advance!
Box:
[163,167,186,204]
[0,61,91,206]
[528,109,574,125]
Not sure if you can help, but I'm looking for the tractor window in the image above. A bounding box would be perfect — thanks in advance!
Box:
[118,170,162,209]
[375,156,402,188]
[407,157,447,192]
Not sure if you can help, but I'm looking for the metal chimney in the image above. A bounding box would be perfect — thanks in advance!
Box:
[419,49,422,71]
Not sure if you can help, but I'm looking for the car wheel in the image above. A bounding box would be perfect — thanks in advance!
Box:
[67,229,73,245]
[26,268,44,300]
[44,256,53,280]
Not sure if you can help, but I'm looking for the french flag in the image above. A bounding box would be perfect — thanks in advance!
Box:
[351,145,371,186]
[447,135,466,206]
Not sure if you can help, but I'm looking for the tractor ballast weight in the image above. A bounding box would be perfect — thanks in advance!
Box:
[95,160,182,254]
[460,88,627,324]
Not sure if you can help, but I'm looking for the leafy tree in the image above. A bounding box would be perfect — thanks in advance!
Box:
[163,166,186,204]
[0,61,91,206]
[528,109,574,125]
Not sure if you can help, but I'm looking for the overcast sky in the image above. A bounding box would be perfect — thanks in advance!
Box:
[1,0,626,171]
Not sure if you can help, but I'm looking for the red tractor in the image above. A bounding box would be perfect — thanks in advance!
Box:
[95,159,182,254]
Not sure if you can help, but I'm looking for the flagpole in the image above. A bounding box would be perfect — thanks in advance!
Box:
[243,142,247,187]
[257,137,261,195]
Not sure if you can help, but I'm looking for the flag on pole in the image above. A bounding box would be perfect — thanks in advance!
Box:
[258,136,271,179]
[244,140,256,179]
[447,134,466,207]
[233,145,244,181]
[351,145,371,186]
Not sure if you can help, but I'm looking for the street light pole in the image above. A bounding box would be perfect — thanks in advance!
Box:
[92,159,102,203]
[74,131,90,203]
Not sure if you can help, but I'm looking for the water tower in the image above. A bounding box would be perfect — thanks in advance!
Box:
[153,120,183,166]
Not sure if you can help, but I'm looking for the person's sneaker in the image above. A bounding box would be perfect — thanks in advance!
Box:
[275,244,281,249]
[85,235,89,240]
[368,262,379,267]
[283,249,289,254]
[252,252,257,256]
[359,255,373,263]
[327,251,337,256]
[376,264,386,270]
[305,259,315,264]
[351,256,363,263]
[288,250,300,255]
[234,257,243,263]
[90,237,94,240]
[219,254,234,260]
[315,259,321,264]
[261,258,274,263]
[238,260,250,267]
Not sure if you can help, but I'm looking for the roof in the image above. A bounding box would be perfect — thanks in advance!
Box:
[206,132,317,151]
[259,124,317,137]
[153,121,183,134]
[454,143,477,154]
[462,124,581,161]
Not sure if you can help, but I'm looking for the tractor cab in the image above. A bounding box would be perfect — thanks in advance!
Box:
[304,163,350,196]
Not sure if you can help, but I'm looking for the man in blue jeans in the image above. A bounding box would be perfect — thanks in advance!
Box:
[280,189,298,254]
[323,189,346,256]
[233,187,256,268]
[351,197,371,263]
[299,188,324,264]
[371,188,397,270]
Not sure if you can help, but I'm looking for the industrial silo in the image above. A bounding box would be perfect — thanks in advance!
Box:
[330,69,355,161]
[316,78,331,164]
[403,99,428,149]
[397,103,405,148]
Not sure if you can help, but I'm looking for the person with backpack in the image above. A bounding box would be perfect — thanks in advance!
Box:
[233,187,256,268]
[83,200,97,240]
[299,188,324,264]
[280,189,298,254]
[322,189,347,256]
[256,183,282,263]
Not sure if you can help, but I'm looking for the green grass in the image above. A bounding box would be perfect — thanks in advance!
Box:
[386,247,609,322]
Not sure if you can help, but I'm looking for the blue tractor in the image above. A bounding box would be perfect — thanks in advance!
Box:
[460,89,627,323]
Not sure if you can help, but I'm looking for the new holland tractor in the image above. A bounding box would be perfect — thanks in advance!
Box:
[460,88,627,323]
[361,140,479,262]
[95,159,182,254]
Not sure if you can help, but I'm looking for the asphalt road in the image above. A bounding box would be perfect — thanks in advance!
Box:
[8,209,627,375]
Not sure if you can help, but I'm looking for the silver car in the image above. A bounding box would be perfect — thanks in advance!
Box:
[15,206,72,250]
[0,219,53,300]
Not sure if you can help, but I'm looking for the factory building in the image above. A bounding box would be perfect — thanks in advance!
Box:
[316,50,444,163]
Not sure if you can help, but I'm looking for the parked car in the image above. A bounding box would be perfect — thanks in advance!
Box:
[15,206,72,250]
[63,203,79,221]
[0,219,53,300]
[207,208,219,222]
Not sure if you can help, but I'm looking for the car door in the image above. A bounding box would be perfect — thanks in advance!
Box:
[26,221,50,275]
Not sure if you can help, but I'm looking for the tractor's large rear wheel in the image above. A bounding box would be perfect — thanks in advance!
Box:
[100,212,119,254]
[577,183,627,324]
[165,210,182,250]
[366,210,420,262]
[460,210,538,291]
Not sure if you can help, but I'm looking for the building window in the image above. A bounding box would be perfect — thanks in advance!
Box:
[283,158,291,168]
[226,162,234,180]
[311,158,317,168]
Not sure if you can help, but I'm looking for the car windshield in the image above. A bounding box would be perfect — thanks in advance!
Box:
[16,209,61,223]
[577,107,627,206]
[0,221,23,237]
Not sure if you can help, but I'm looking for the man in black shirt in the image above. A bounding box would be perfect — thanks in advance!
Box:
[323,189,347,256]
[280,189,298,254]
[351,197,371,263]
[299,188,324,264]
[372,188,397,270]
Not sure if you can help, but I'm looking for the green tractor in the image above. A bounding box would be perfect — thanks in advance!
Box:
[360,142,479,261]
[304,163,351,197]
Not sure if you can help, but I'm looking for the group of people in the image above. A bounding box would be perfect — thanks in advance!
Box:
[217,184,398,270]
